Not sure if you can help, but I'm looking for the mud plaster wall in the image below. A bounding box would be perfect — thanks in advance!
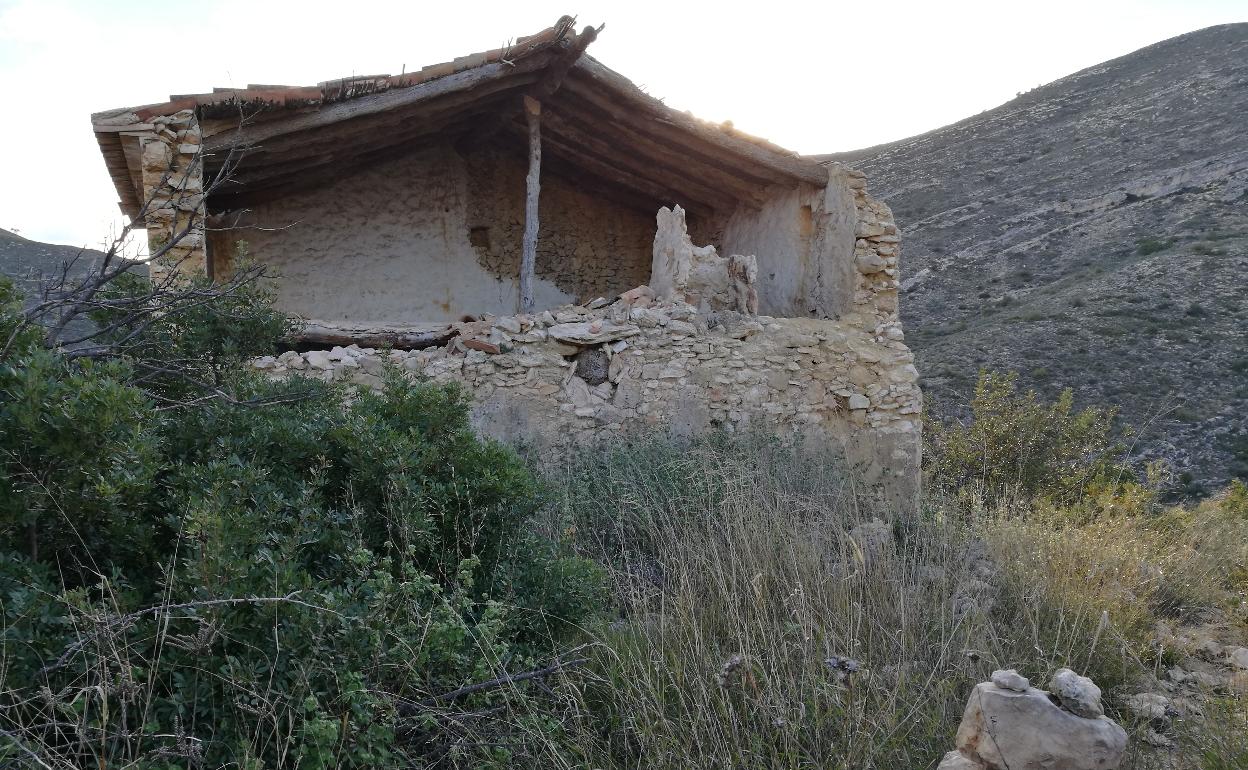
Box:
[230,143,568,324]
[720,174,858,320]
[231,141,655,324]
[465,146,654,301]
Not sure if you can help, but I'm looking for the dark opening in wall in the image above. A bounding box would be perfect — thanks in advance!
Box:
[469,226,491,249]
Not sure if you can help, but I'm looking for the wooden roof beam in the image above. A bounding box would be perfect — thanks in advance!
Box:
[504,121,734,214]
[543,97,768,206]
[205,49,559,155]
[534,109,749,212]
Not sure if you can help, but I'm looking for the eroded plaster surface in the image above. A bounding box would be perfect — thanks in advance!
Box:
[229,141,658,323]
[230,144,570,324]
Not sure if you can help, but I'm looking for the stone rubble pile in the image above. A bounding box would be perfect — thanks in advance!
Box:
[938,668,1127,770]
[1123,621,1248,750]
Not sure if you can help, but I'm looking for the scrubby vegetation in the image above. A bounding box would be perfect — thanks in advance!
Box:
[525,432,1247,769]
[0,275,602,768]
[0,273,1244,768]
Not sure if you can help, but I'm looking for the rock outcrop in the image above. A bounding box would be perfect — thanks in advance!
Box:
[938,669,1126,770]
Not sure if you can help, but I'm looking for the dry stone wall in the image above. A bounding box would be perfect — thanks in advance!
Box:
[256,288,922,507]
[139,109,206,282]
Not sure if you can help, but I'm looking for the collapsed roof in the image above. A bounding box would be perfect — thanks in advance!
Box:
[91,16,830,222]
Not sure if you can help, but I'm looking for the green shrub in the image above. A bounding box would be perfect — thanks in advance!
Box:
[0,283,603,768]
[925,371,1131,509]
[1136,237,1174,255]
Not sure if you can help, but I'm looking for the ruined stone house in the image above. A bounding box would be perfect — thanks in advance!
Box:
[90,17,922,506]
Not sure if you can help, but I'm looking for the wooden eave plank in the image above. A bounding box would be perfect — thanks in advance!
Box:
[204,50,559,155]
[210,88,527,177]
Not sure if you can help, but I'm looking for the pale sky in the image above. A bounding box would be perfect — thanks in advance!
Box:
[1,0,1243,248]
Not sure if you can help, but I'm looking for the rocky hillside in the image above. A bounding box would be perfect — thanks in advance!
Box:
[0,227,109,291]
[0,228,141,344]
[824,23,1248,492]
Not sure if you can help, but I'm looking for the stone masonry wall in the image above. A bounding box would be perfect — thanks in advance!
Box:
[139,109,206,282]
[465,146,654,301]
[255,274,922,507]
[841,164,905,339]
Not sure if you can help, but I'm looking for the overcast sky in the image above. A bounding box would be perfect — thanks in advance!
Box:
[1,0,1242,248]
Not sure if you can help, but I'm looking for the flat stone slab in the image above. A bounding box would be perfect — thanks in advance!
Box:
[547,321,641,346]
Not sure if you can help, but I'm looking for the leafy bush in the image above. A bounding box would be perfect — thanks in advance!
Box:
[925,371,1132,509]
[0,281,603,768]
[86,266,295,403]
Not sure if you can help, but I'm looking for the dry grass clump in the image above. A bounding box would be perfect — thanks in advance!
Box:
[528,434,1247,769]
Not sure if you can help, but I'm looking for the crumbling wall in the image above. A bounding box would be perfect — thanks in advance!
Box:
[720,171,858,320]
[465,146,654,300]
[254,293,922,509]
[841,164,905,340]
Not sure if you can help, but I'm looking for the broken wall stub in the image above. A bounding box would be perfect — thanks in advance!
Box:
[650,205,758,314]
[137,109,206,282]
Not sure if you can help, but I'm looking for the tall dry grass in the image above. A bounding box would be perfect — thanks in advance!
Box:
[529,434,1247,770]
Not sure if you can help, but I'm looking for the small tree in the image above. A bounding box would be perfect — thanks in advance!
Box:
[925,371,1129,508]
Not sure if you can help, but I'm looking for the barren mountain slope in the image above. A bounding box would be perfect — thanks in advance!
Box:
[824,23,1248,491]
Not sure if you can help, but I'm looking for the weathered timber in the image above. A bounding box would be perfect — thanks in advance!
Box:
[533,24,600,98]
[215,108,503,188]
[549,90,771,203]
[519,95,542,314]
[213,78,536,166]
[501,121,721,216]
[205,52,558,155]
[289,323,456,351]
[538,106,756,210]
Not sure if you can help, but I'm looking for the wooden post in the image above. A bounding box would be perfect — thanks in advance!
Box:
[520,95,542,314]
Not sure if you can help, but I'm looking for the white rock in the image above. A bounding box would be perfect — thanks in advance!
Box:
[667,319,697,336]
[493,316,523,334]
[936,751,983,770]
[991,669,1030,692]
[856,252,886,274]
[848,393,870,410]
[955,681,1126,770]
[548,321,640,346]
[1226,646,1248,670]
[1126,692,1171,721]
[1050,668,1104,718]
[563,376,594,408]
[305,350,333,370]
